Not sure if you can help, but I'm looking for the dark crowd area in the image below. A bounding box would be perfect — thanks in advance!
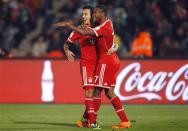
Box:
[0,0,188,59]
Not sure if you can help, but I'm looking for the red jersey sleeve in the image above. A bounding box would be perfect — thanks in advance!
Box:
[67,31,81,43]
[90,20,114,37]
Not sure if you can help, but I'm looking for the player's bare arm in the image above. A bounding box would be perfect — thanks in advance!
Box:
[63,42,75,62]
[107,43,119,55]
[54,22,95,36]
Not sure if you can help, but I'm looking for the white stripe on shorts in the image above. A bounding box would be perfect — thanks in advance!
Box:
[99,64,106,86]
[82,66,87,85]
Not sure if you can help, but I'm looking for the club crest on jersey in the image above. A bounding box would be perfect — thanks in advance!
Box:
[88,38,96,45]
[88,77,93,83]
[104,83,108,86]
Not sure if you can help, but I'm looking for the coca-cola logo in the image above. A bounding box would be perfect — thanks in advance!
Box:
[115,63,188,102]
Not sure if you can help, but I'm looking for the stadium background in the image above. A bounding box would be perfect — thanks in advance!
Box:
[0,0,188,58]
[0,0,188,131]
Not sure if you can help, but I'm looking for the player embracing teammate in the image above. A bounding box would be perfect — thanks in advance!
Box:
[55,4,131,129]
[61,5,100,129]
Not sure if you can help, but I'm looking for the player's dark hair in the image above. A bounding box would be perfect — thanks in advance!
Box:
[83,5,94,15]
[96,4,108,16]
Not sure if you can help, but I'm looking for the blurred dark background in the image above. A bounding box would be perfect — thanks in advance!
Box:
[0,0,187,59]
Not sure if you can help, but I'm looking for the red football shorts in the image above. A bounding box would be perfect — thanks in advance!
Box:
[80,62,96,90]
[94,60,120,88]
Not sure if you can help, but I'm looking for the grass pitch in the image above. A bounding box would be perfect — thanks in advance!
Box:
[0,104,188,131]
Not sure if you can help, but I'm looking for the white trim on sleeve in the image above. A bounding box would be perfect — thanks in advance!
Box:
[67,38,74,43]
[87,27,99,37]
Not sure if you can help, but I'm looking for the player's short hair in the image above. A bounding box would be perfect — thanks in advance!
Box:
[95,4,108,16]
[83,5,94,14]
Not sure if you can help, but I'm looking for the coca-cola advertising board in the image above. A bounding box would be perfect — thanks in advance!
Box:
[0,59,188,104]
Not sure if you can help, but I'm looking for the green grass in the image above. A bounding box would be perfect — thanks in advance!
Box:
[0,104,188,131]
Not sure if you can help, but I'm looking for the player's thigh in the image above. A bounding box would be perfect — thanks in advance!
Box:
[93,87,103,97]
[104,88,116,99]
[85,89,93,97]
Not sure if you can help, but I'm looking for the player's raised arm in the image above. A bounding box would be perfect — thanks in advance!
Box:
[54,21,95,36]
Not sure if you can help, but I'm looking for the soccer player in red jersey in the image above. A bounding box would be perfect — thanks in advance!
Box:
[62,5,97,128]
[54,5,131,129]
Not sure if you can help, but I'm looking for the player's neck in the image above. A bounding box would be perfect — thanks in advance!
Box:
[99,17,107,24]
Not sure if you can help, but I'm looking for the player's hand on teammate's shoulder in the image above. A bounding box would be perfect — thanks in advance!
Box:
[107,43,119,55]
[107,45,119,55]
[107,47,115,55]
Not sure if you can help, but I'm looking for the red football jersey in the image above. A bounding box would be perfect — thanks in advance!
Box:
[89,19,118,63]
[88,19,120,88]
[67,31,97,64]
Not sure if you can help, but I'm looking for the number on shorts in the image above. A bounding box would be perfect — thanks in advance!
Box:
[94,76,99,83]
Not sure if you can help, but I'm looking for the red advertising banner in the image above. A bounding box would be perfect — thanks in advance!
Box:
[116,60,188,104]
[0,59,188,104]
